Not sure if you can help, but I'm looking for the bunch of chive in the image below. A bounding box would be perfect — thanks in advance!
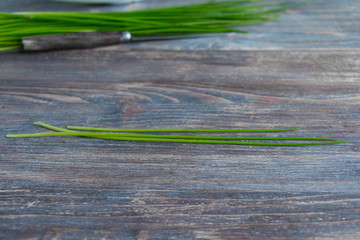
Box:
[6,122,345,146]
[0,0,307,51]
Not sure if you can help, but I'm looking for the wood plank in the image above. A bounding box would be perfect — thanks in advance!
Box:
[0,49,360,239]
[1,0,359,50]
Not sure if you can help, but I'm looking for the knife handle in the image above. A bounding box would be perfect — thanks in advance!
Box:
[22,31,132,51]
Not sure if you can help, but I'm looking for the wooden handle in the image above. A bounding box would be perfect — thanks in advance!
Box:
[22,31,131,51]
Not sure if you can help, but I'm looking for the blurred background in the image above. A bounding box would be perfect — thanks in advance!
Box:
[1,0,359,50]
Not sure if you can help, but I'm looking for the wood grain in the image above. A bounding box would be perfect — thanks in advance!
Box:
[1,1,359,238]
[1,49,360,239]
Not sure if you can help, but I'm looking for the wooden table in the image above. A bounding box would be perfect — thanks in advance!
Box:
[1,1,360,239]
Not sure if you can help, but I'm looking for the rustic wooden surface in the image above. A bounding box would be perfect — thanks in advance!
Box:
[1,0,360,239]
[1,49,360,239]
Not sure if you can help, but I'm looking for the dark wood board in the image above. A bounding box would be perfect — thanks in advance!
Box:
[1,49,360,239]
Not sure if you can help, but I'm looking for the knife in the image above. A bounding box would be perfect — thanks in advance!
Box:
[22,31,213,51]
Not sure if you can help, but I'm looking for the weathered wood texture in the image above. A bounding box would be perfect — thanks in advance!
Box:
[1,49,360,239]
[1,0,359,50]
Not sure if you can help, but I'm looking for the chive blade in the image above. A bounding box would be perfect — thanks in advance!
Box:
[6,122,345,147]
[6,131,337,141]
[67,126,300,133]
[91,136,346,146]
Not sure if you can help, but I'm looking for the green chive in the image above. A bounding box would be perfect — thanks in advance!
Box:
[66,126,300,133]
[6,122,346,147]
[5,131,338,141]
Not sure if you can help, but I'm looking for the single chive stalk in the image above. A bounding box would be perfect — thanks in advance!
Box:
[5,122,346,146]
[34,121,72,132]
[76,136,346,146]
[66,126,300,133]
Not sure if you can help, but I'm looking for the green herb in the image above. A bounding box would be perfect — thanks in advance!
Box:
[6,122,346,146]
[67,125,300,132]
[0,0,308,51]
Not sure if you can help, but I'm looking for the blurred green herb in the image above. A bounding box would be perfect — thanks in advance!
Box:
[0,0,308,51]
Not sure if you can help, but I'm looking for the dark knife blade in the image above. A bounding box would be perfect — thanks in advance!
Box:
[22,31,216,51]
